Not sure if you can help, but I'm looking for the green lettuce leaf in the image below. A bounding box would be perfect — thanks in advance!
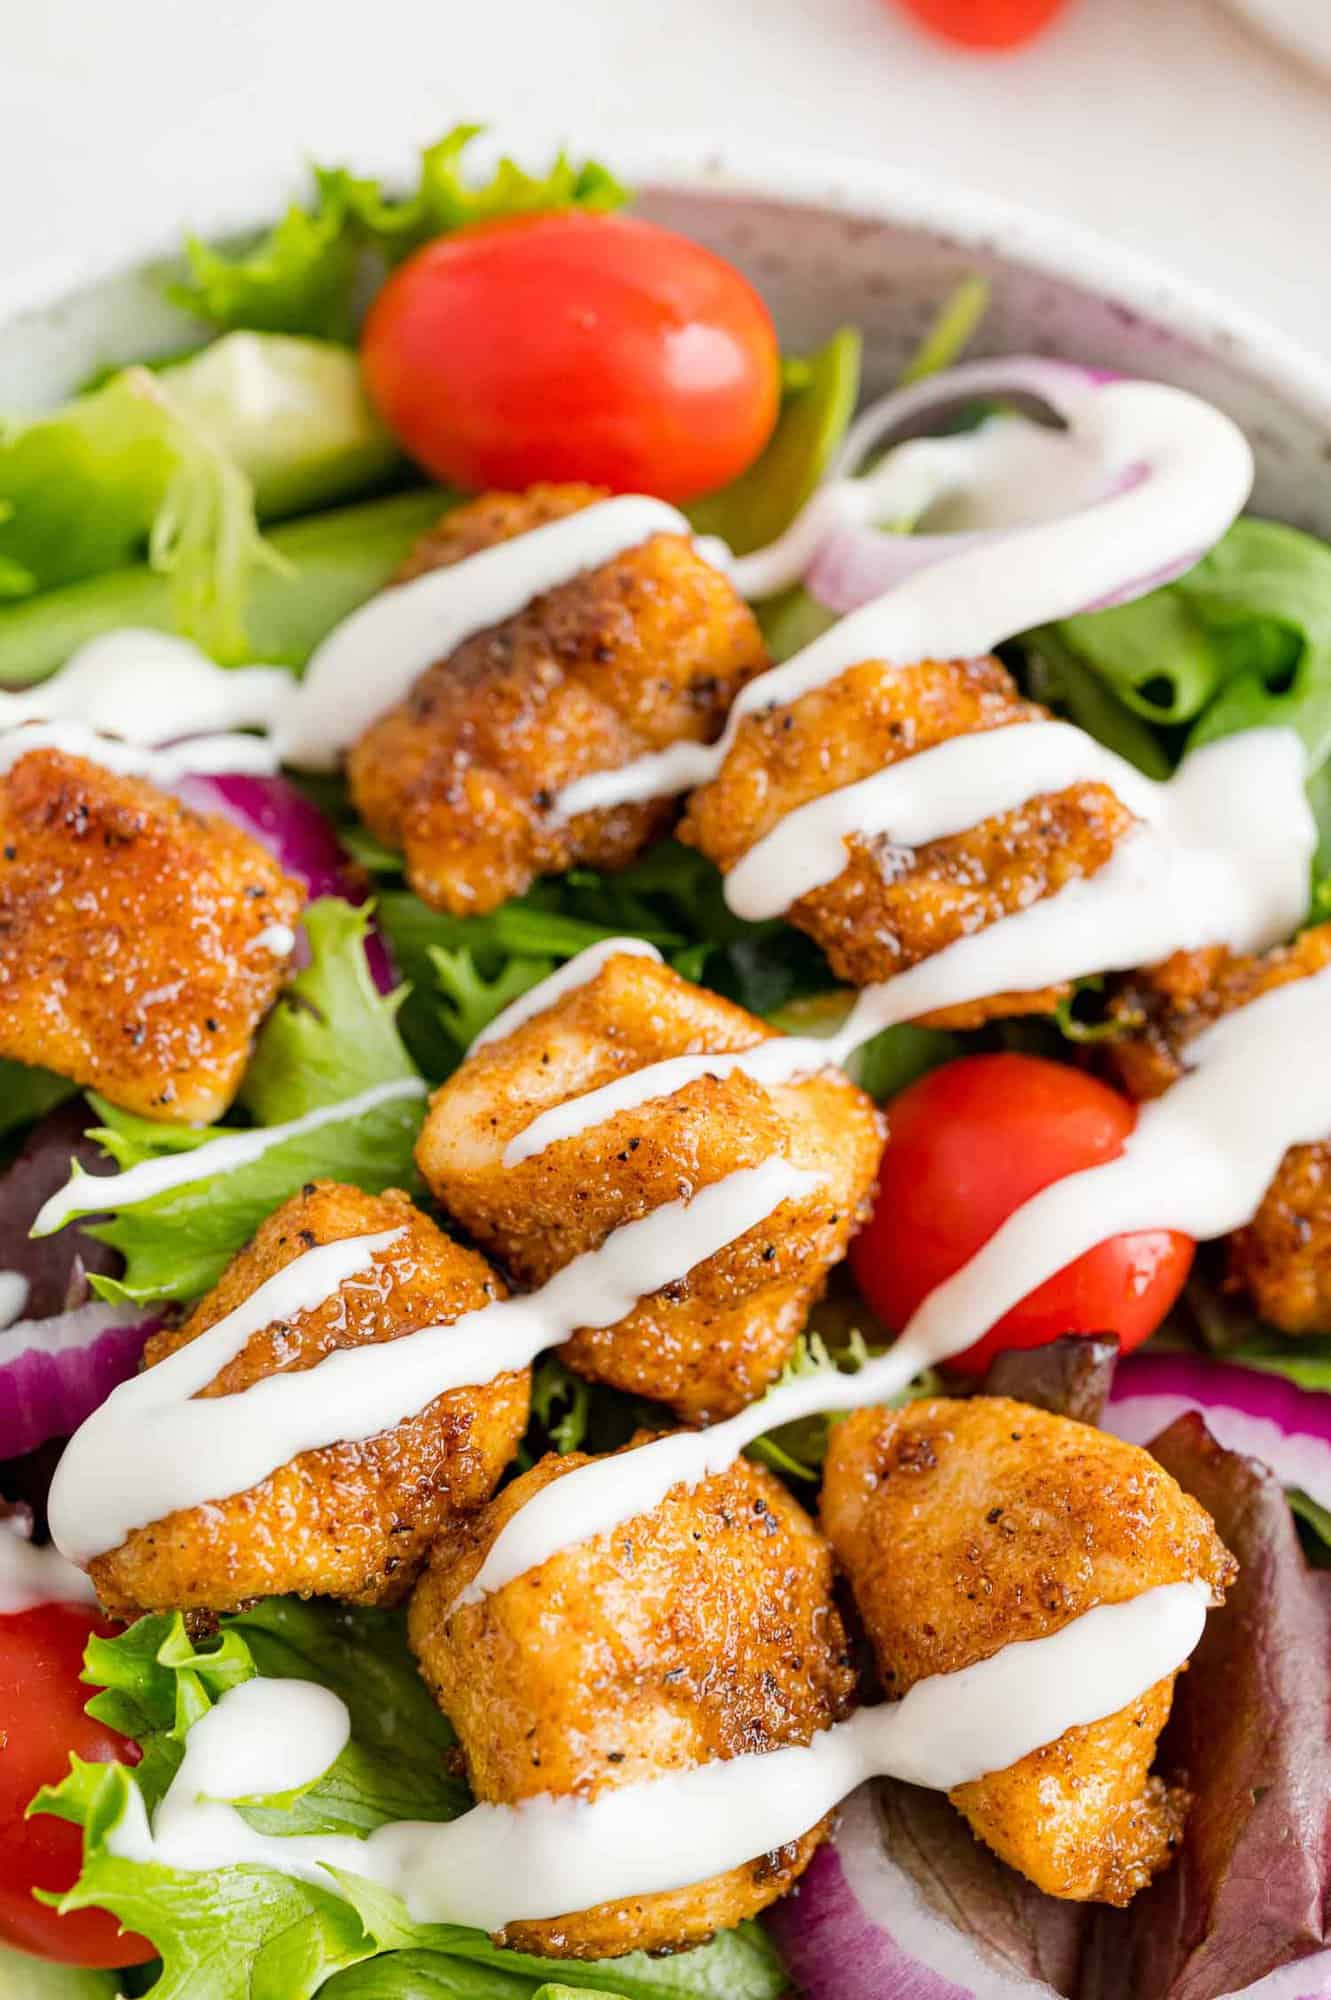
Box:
[1053,518,1331,756]
[0,336,410,662]
[0,366,275,660]
[43,901,424,1305]
[31,1605,787,2000]
[239,897,417,1123]
[377,843,837,1083]
[171,126,626,341]
[0,487,445,690]
[0,1940,122,1998]
[688,328,861,554]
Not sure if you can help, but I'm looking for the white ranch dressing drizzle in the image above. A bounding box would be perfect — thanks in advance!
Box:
[275,496,700,771]
[0,1271,29,1330]
[555,377,1252,819]
[249,922,297,957]
[49,1159,815,1566]
[0,719,280,782]
[0,630,290,745]
[0,1513,97,1614]
[464,955,1331,1602]
[500,729,1312,1173]
[105,1582,1208,1930]
[721,717,1160,920]
[32,1077,428,1239]
[471,935,661,1049]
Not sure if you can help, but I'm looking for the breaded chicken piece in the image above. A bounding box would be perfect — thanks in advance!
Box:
[415,951,884,1422]
[347,485,768,916]
[0,749,304,1123]
[679,656,1139,1028]
[1106,925,1331,1334]
[821,1397,1235,1906]
[91,1183,528,1620]
[409,1446,856,1958]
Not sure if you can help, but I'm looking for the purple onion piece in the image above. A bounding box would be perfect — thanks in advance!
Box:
[0,1304,162,1460]
[1104,1349,1331,1513]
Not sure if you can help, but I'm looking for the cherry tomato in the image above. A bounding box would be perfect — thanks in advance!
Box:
[850,1052,1194,1374]
[0,1602,154,1967]
[360,211,781,501]
[890,0,1072,50]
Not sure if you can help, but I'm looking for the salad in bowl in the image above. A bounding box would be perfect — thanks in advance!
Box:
[1,126,1330,2000]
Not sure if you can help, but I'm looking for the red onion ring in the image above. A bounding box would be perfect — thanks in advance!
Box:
[0,1302,163,1459]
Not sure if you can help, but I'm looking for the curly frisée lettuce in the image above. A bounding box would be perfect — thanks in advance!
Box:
[171,126,627,342]
[42,902,425,1306]
[29,1602,789,2000]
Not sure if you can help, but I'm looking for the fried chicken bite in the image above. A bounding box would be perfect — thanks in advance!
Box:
[90,1182,528,1620]
[347,485,768,916]
[1105,925,1331,1334]
[679,655,1139,1028]
[409,1446,856,1958]
[821,1397,1235,1906]
[0,748,304,1123]
[414,950,884,1422]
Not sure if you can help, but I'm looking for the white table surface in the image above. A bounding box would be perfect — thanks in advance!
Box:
[2,0,1328,362]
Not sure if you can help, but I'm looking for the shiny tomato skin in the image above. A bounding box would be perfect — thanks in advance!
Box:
[360,211,781,501]
[0,1602,154,1968]
[890,0,1071,50]
[850,1052,1194,1374]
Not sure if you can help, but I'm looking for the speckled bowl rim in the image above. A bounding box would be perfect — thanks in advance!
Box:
[2,130,1328,435]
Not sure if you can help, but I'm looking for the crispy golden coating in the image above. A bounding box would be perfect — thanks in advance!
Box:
[0,749,304,1123]
[410,1446,856,1958]
[91,1183,528,1620]
[1107,925,1331,1334]
[821,1397,1235,1906]
[679,656,1139,1028]
[415,951,884,1422]
[347,485,768,916]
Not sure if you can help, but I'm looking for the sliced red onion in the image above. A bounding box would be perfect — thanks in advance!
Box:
[767,1791,1066,1999]
[0,1302,162,1459]
[1219,1955,1331,1998]
[1104,1351,1331,1512]
[177,770,396,993]
[799,356,1232,621]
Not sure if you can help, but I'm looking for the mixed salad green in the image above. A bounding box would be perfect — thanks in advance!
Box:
[3,124,1331,2000]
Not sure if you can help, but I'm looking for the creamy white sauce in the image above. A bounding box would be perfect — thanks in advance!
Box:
[470,936,662,1050]
[0,1271,29,1330]
[721,718,1160,921]
[276,496,695,771]
[32,1077,427,1239]
[499,730,1313,1174]
[502,1031,833,1169]
[556,377,1251,819]
[50,1159,814,1566]
[0,630,290,745]
[105,1582,1207,1929]
[249,922,297,956]
[467,951,1331,1602]
[0,1513,97,1614]
[0,719,280,782]
[723,402,1118,603]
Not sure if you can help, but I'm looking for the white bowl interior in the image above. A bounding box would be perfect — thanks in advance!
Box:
[2,165,1329,533]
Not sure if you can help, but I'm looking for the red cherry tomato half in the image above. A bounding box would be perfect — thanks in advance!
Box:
[0,1601,154,1967]
[850,1052,1194,1374]
[890,0,1072,50]
[360,211,781,502]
